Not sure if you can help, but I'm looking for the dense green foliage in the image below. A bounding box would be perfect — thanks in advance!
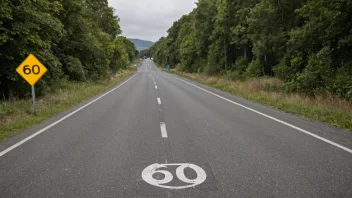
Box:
[149,0,352,100]
[139,48,153,58]
[0,0,136,99]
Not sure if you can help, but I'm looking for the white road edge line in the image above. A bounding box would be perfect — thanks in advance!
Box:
[157,98,161,105]
[164,72,352,154]
[155,85,158,89]
[0,74,138,157]
[160,122,168,138]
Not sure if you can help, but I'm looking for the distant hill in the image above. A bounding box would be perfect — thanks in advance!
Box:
[129,39,154,51]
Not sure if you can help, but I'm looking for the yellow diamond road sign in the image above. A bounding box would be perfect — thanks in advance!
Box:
[16,54,47,86]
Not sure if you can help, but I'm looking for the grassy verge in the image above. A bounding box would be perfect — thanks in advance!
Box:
[0,66,137,141]
[167,69,352,131]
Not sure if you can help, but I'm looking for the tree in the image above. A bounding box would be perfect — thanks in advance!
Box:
[150,0,352,100]
[0,0,64,97]
[0,0,135,99]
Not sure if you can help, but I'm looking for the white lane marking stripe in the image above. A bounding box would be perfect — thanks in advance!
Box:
[157,98,161,105]
[165,73,352,154]
[0,74,138,157]
[154,82,156,85]
[155,85,158,89]
[160,122,168,138]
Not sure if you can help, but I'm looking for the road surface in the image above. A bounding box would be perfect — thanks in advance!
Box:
[1,60,352,197]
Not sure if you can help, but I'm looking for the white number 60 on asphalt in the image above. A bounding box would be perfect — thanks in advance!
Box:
[142,163,207,189]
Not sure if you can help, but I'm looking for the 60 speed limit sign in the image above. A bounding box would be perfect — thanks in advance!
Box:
[16,54,47,86]
[16,54,48,114]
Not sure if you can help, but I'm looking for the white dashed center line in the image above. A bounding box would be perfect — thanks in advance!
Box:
[157,98,161,105]
[151,75,167,139]
[160,122,168,138]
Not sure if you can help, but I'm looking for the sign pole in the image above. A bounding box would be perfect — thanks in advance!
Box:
[31,85,36,114]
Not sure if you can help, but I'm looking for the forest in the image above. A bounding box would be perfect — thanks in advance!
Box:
[148,0,352,101]
[0,0,137,99]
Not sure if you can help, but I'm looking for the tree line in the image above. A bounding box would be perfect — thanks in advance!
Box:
[0,0,137,99]
[148,0,352,100]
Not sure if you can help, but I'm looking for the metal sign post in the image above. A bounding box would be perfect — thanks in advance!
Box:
[31,86,36,114]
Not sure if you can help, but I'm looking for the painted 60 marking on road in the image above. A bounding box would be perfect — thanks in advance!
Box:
[142,163,207,189]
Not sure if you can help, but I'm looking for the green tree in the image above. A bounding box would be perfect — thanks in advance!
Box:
[145,0,352,100]
[0,0,64,98]
[0,0,135,99]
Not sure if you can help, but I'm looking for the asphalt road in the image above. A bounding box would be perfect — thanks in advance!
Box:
[1,60,352,197]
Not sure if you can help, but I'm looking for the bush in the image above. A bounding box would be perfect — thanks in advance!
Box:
[273,58,294,81]
[35,50,65,96]
[233,57,248,73]
[175,63,184,71]
[327,66,352,101]
[204,64,218,75]
[245,59,263,78]
[227,57,249,80]
[294,46,332,95]
[193,59,206,73]
[65,56,86,81]
[224,70,244,81]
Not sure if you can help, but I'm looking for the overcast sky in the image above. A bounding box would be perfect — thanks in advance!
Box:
[108,0,197,42]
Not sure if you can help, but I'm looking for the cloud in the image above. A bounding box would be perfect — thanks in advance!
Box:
[108,0,196,42]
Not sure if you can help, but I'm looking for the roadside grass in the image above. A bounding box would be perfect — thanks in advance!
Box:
[0,66,137,141]
[167,69,352,131]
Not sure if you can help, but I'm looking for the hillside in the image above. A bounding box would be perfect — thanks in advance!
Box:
[129,38,153,51]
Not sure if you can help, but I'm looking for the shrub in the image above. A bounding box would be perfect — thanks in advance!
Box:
[227,57,249,80]
[175,63,184,71]
[65,56,86,81]
[245,59,263,78]
[233,57,249,73]
[35,50,65,96]
[327,66,352,101]
[295,46,332,95]
[273,58,293,81]
[204,64,218,75]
